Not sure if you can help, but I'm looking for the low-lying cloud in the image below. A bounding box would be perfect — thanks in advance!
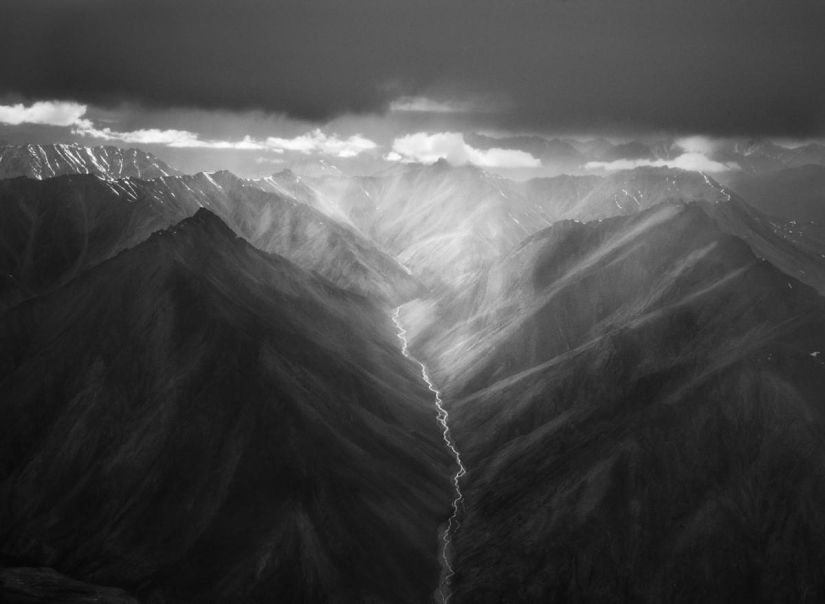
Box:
[76,122,377,157]
[586,152,739,174]
[0,101,89,127]
[389,132,540,168]
[76,123,264,149]
[0,100,377,160]
[265,130,377,157]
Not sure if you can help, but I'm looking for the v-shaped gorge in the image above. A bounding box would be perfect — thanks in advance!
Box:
[400,202,825,603]
[0,210,453,603]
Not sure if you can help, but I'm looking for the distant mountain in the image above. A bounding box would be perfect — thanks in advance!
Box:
[0,143,180,180]
[0,172,421,311]
[648,139,680,161]
[0,209,453,603]
[715,140,825,174]
[400,202,825,603]
[593,140,678,163]
[288,156,346,178]
[249,169,355,226]
[284,162,825,295]
[249,169,316,202]
[566,138,615,158]
[519,166,825,293]
[579,138,825,175]
[596,140,657,161]
[783,143,825,167]
[710,139,791,174]
[520,166,728,223]
[311,160,550,291]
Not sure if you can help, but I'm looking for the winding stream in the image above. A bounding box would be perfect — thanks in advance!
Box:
[392,306,467,603]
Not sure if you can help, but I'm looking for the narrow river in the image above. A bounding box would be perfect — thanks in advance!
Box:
[392,306,467,603]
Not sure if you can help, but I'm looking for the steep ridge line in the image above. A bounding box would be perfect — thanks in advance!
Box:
[392,306,467,604]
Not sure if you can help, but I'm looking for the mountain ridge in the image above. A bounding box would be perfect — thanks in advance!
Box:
[0,142,180,180]
[0,170,422,312]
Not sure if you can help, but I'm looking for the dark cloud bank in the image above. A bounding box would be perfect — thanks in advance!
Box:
[2,0,824,137]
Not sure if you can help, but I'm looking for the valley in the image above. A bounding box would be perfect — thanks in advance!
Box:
[2,141,825,603]
[392,306,466,604]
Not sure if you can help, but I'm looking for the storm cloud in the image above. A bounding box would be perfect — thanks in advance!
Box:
[2,0,824,137]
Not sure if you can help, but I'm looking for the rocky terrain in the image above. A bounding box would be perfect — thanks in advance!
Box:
[0,210,453,603]
[401,202,825,603]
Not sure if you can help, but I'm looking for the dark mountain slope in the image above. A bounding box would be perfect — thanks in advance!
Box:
[0,175,177,310]
[0,172,420,311]
[0,566,139,603]
[0,210,453,604]
[0,143,179,180]
[401,203,825,603]
[700,185,825,294]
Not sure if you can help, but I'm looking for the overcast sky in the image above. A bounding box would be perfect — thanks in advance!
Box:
[1,0,824,175]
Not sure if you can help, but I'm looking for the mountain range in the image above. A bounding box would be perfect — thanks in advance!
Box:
[1,141,825,603]
[283,161,825,296]
[0,170,420,312]
[0,143,180,180]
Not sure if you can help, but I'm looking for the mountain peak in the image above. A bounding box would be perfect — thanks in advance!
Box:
[175,207,237,238]
[141,208,241,253]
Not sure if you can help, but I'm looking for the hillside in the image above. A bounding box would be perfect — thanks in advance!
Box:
[0,210,453,603]
[399,203,825,602]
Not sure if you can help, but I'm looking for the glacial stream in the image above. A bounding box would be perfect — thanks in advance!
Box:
[392,306,467,603]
